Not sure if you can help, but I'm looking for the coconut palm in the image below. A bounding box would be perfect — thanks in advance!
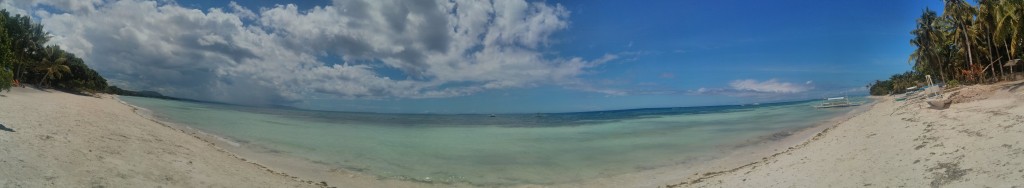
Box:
[976,0,1005,81]
[945,0,981,82]
[3,11,50,83]
[0,14,12,91]
[0,37,11,91]
[879,1,1024,94]
[0,9,108,92]
[994,1,1023,60]
[35,46,71,87]
[910,8,947,82]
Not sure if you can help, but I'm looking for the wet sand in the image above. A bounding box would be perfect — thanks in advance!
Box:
[0,87,318,187]
[668,81,1024,187]
[118,94,874,188]
[0,85,875,188]
[8,81,1020,188]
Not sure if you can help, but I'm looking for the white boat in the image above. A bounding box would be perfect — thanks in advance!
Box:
[813,97,861,108]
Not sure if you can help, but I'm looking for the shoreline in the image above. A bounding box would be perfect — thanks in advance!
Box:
[0,87,319,187]
[115,98,326,186]
[665,98,882,187]
[23,83,1017,187]
[672,81,1024,187]
[567,98,880,188]
[122,102,435,187]
[116,95,875,187]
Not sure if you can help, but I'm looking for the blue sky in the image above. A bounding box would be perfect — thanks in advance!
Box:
[6,0,945,113]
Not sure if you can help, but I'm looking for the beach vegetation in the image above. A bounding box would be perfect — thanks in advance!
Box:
[0,9,108,93]
[36,45,71,87]
[872,0,1024,95]
[0,11,12,92]
[869,71,925,95]
[946,79,961,89]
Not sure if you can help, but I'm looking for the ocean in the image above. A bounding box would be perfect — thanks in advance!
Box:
[119,96,864,186]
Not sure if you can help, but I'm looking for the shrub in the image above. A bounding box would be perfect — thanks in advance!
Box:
[0,68,12,92]
[946,79,959,89]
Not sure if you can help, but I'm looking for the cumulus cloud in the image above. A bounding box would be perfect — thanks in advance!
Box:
[0,0,31,16]
[729,79,812,93]
[25,0,616,105]
[1,0,102,14]
[227,1,255,20]
[689,78,814,97]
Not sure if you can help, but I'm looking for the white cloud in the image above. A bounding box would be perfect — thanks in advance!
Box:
[27,0,615,105]
[1,0,102,15]
[227,1,255,20]
[39,0,103,13]
[686,78,814,98]
[0,0,31,16]
[729,79,812,93]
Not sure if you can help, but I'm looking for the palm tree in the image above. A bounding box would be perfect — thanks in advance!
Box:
[885,1,1024,95]
[945,0,980,82]
[3,11,50,84]
[0,21,11,91]
[0,9,107,92]
[977,0,1003,81]
[993,1,1023,77]
[35,46,71,87]
[996,0,1020,77]
[910,8,946,82]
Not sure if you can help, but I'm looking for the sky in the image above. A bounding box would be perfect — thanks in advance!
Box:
[2,0,945,113]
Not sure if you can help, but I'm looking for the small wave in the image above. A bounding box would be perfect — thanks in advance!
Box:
[214,135,242,147]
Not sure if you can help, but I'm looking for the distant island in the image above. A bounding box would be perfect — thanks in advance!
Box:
[103,86,188,101]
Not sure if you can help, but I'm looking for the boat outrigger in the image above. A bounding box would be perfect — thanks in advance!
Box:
[813,97,862,108]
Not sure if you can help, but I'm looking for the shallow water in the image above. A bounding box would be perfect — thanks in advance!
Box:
[120,97,862,186]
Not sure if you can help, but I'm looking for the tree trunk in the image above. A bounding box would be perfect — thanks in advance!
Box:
[13,61,21,83]
[1004,39,1013,81]
[38,72,49,87]
[987,32,998,82]
[931,49,947,83]
[939,61,947,83]
[963,25,978,83]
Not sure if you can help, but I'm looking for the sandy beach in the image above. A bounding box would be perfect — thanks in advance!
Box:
[4,0,1023,187]
[668,81,1024,187]
[3,80,1024,188]
[0,87,319,188]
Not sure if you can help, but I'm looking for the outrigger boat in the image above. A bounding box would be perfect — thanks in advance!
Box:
[923,75,951,109]
[813,97,862,108]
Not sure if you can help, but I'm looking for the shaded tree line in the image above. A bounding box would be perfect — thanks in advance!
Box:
[0,9,108,93]
[870,0,1024,95]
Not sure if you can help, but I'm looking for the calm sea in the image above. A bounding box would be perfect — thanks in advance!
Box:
[120,96,863,186]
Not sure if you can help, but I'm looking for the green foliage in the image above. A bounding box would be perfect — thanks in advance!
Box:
[878,1,1024,95]
[947,79,960,89]
[868,80,893,96]
[35,45,71,87]
[0,9,109,93]
[869,71,925,96]
[105,86,175,100]
[0,68,11,92]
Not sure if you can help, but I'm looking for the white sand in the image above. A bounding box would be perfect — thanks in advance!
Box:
[5,80,1024,188]
[0,87,318,188]
[668,81,1024,187]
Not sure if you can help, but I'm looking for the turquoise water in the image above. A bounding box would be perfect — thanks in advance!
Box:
[120,97,862,186]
